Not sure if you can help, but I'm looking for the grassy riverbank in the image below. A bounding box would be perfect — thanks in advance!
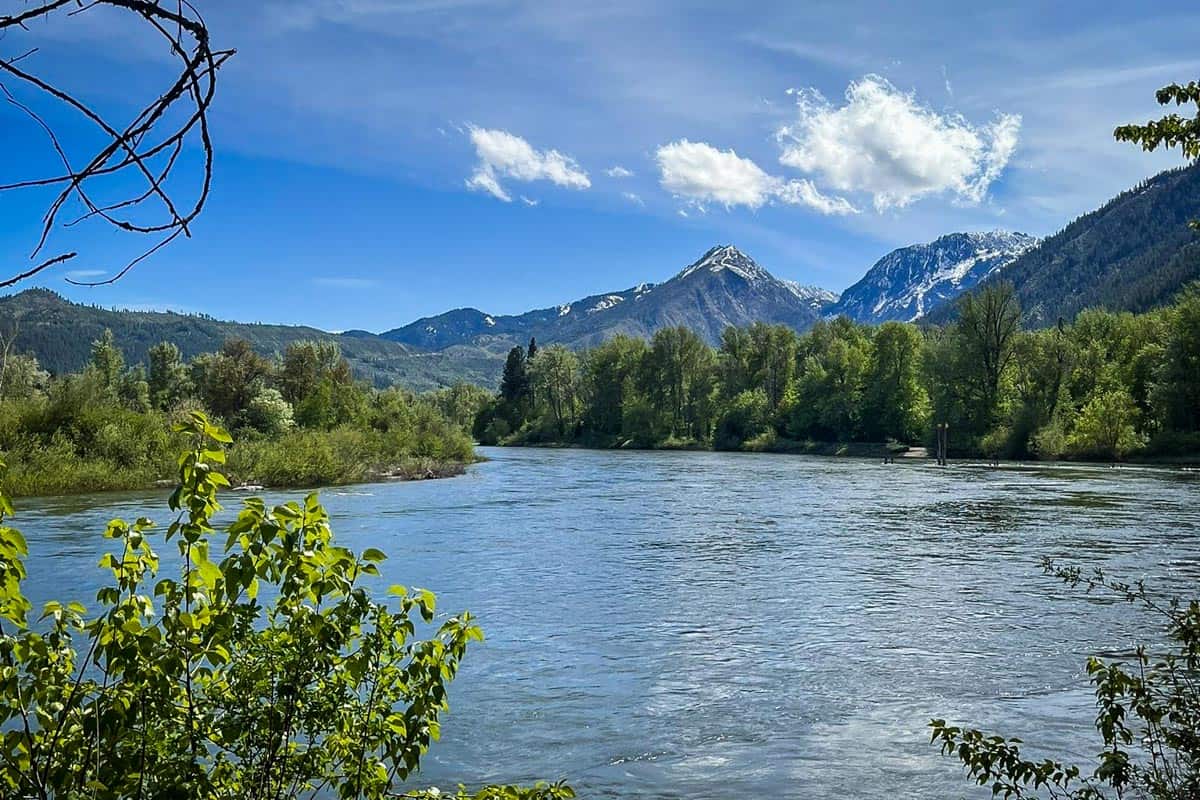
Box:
[0,333,486,498]
[0,425,476,499]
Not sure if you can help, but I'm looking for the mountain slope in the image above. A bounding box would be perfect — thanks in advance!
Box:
[0,289,502,391]
[384,245,825,349]
[830,231,1038,323]
[993,162,1200,326]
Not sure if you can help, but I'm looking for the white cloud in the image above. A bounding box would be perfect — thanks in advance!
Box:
[655,139,856,215]
[519,195,539,206]
[621,191,644,206]
[776,75,1021,211]
[65,269,107,280]
[312,277,380,289]
[606,165,634,178]
[465,126,590,202]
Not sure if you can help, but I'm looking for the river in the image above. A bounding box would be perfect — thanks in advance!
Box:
[13,447,1200,798]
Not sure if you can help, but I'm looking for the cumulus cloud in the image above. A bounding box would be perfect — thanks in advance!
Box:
[621,191,645,206]
[606,165,634,178]
[655,139,856,215]
[776,75,1020,211]
[465,126,590,202]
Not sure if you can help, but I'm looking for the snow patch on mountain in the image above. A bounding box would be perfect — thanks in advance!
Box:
[831,231,1038,323]
[782,281,840,310]
[677,245,774,283]
[588,295,626,314]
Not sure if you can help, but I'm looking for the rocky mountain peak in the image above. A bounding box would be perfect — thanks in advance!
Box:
[675,244,773,283]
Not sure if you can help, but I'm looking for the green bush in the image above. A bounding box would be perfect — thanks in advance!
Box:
[0,414,571,799]
[933,561,1200,799]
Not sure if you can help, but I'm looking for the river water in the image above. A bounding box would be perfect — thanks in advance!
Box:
[13,448,1200,798]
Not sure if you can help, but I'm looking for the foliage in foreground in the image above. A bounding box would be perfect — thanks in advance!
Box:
[931,563,1200,799]
[0,412,570,800]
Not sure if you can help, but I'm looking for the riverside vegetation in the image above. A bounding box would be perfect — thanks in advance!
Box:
[0,331,490,497]
[0,412,571,799]
[473,283,1200,463]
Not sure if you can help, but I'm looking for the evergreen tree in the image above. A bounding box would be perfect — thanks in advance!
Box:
[499,346,529,405]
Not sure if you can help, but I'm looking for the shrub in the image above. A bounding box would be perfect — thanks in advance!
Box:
[932,561,1200,799]
[0,413,572,800]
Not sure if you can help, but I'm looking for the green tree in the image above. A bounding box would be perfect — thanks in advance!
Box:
[0,352,49,401]
[278,340,352,406]
[245,386,296,435]
[499,346,529,406]
[0,414,570,799]
[956,282,1022,430]
[579,335,647,438]
[646,326,716,441]
[933,563,1200,800]
[1006,327,1075,458]
[1151,283,1200,433]
[790,318,871,441]
[90,328,125,395]
[1068,389,1143,460]
[861,322,929,442]
[429,382,494,433]
[1116,80,1200,228]
[148,341,192,410]
[191,339,272,422]
[530,345,580,437]
[714,388,770,449]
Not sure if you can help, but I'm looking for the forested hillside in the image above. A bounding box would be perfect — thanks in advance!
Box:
[0,289,504,391]
[930,162,1200,326]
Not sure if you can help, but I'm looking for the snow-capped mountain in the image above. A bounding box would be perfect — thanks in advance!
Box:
[829,231,1038,323]
[783,281,840,312]
[382,245,827,350]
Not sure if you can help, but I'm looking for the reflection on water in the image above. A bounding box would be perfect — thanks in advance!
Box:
[12,448,1200,798]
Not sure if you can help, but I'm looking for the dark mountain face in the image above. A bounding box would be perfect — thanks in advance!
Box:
[382,245,825,350]
[993,162,1200,326]
[830,231,1038,323]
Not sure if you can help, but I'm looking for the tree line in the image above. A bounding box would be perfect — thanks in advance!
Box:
[0,330,490,496]
[473,282,1200,462]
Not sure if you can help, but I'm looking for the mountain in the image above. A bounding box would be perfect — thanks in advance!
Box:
[0,289,502,392]
[783,281,840,312]
[383,245,825,349]
[830,231,1038,323]
[920,163,1200,327]
[990,162,1200,326]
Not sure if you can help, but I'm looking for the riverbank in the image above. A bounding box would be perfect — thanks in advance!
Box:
[1,427,476,499]
[495,438,1200,468]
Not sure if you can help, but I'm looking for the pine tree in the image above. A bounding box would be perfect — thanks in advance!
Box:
[499,346,528,404]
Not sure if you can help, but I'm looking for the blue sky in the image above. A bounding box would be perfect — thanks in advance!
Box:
[1,0,1198,331]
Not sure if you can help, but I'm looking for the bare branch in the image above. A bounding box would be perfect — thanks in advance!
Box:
[0,0,233,287]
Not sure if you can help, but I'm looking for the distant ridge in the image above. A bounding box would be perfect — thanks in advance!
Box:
[0,289,501,392]
[382,245,829,349]
[6,158,1200,393]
